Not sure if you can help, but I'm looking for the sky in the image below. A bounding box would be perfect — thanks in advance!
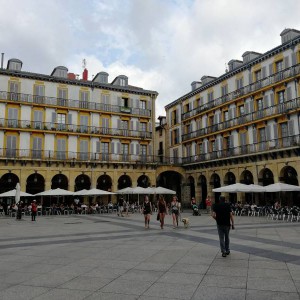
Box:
[1,0,300,118]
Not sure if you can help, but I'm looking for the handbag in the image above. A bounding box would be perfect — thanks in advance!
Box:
[156,213,160,221]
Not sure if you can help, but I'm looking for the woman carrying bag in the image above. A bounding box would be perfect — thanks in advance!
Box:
[157,195,167,229]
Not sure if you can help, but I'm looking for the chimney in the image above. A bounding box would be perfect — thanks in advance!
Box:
[68,73,76,80]
[82,68,88,81]
[1,53,4,69]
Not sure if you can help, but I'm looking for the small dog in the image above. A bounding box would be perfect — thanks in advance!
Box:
[181,218,190,228]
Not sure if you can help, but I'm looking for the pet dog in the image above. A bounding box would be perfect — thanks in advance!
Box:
[181,217,190,228]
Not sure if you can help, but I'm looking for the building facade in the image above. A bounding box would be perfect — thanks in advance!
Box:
[0,58,159,202]
[165,28,300,206]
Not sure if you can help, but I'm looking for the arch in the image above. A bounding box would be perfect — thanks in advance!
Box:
[0,173,19,193]
[198,175,207,208]
[156,171,183,203]
[240,170,254,203]
[224,172,236,203]
[210,173,221,202]
[97,174,112,191]
[188,176,195,199]
[279,166,299,206]
[51,174,68,190]
[26,173,45,195]
[118,175,132,190]
[259,168,274,186]
[137,175,150,188]
[74,174,91,191]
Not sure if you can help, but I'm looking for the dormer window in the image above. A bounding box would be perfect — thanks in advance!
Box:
[120,78,126,86]
[7,59,22,71]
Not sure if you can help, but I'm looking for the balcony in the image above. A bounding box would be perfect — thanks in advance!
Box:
[0,118,153,139]
[0,91,151,117]
[182,63,300,121]
[182,96,300,142]
[182,135,300,165]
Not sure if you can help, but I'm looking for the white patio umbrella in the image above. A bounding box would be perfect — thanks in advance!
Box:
[73,189,88,196]
[131,187,151,194]
[264,182,300,192]
[0,189,33,198]
[152,186,176,195]
[76,188,115,196]
[35,188,74,196]
[212,183,250,193]
[116,187,134,194]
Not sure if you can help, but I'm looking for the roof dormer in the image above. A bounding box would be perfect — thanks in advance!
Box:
[51,66,68,78]
[201,76,216,85]
[7,58,22,71]
[92,71,109,84]
[228,59,243,71]
[112,75,128,87]
[280,28,300,44]
[242,51,262,64]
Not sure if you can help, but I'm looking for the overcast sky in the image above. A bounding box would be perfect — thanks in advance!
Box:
[1,0,300,117]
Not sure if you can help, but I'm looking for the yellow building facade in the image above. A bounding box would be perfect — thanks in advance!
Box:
[165,28,300,206]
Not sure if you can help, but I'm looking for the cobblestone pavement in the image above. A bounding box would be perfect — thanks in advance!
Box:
[0,211,299,300]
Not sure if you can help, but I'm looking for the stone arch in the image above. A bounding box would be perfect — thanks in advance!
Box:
[137,175,151,188]
[240,170,254,203]
[74,174,91,191]
[198,175,207,208]
[118,174,132,190]
[0,172,19,193]
[51,173,68,190]
[210,173,221,202]
[224,171,236,203]
[188,175,195,199]
[279,166,299,206]
[26,173,45,195]
[97,174,112,191]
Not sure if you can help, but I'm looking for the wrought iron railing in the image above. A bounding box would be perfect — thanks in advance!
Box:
[0,118,152,139]
[182,96,300,142]
[182,63,300,121]
[1,91,151,117]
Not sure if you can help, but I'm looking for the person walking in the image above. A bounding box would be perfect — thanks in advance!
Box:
[212,195,235,257]
[171,196,180,228]
[117,197,124,217]
[206,195,212,214]
[157,195,167,229]
[31,200,37,221]
[142,195,152,229]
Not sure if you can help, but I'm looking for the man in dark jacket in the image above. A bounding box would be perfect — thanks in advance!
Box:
[212,195,235,257]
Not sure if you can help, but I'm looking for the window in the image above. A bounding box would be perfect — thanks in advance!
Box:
[207,91,214,102]
[236,78,243,89]
[79,115,88,133]
[79,91,89,108]
[186,144,191,157]
[32,137,42,158]
[224,111,229,122]
[6,135,17,157]
[57,113,66,130]
[56,138,66,160]
[259,128,266,151]
[7,108,18,128]
[172,110,178,125]
[281,123,289,147]
[140,100,146,110]
[276,60,283,72]
[121,120,128,136]
[8,81,19,101]
[33,110,43,129]
[121,97,129,107]
[172,129,180,145]
[239,105,245,115]
[101,94,110,111]
[79,140,88,160]
[172,148,178,163]
[120,78,126,86]
[121,144,129,161]
[221,85,228,96]
[102,142,109,160]
[255,70,262,82]
[102,117,109,134]
[34,85,45,104]
[278,91,285,104]
[58,88,67,106]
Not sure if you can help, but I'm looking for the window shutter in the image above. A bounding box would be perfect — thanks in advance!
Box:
[118,97,122,106]
[231,107,236,119]
[253,129,257,144]
[218,137,223,150]
[117,142,121,154]
[117,119,121,129]
[135,99,140,108]
[148,122,152,132]
[96,141,100,152]
[291,53,297,66]
[245,102,250,114]
[129,98,132,107]
[266,125,271,141]
[250,100,254,113]
[286,87,292,101]
[52,112,56,123]
[288,120,294,136]
[262,66,266,78]
[248,72,252,84]
[130,120,134,130]
[136,121,139,131]
[229,135,234,148]
[273,124,278,139]
[130,143,134,155]
[263,95,269,108]
[269,63,273,76]
[136,144,140,155]
[67,114,72,124]
[148,144,152,156]
[284,56,290,69]
[147,101,151,110]
[228,109,232,119]
[270,93,274,106]
[111,142,115,154]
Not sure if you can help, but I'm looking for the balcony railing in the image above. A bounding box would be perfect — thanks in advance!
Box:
[182,96,300,142]
[182,135,300,164]
[1,92,151,117]
[0,118,152,139]
[182,63,300,121]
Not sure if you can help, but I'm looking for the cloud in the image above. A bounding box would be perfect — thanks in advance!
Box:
[1,0,300,118]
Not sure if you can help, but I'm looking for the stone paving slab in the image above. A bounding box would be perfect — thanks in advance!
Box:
[0,211,299,299]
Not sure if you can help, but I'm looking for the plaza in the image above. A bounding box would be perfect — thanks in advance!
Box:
[0,212,299,300]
